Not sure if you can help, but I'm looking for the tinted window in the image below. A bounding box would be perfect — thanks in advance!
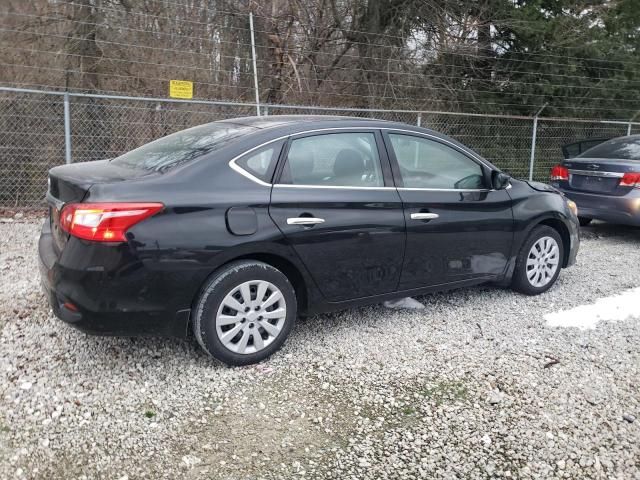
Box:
[388,134,485,189]
[578,137,640,160]
[111,122,255,172]
[562,139,609,158]
[235,143,281,183]
[280,132,384,187]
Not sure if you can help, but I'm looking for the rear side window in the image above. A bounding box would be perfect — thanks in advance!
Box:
[388,134,485,189]
[279,132,384,187]
[579,137,640,160]
[111,122,256,172]
[562,139,609,159]
[235,143,282,183]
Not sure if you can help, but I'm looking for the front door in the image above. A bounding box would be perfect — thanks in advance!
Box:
[383,131,514,290]
[269,130,406,302]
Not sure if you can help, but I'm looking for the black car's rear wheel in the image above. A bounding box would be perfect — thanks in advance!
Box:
[578,216,592,227]
[193,260,297,366]
[511,225,564,295]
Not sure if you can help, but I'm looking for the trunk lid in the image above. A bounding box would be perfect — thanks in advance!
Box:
[561,158,639,195]
[47,160,157,251]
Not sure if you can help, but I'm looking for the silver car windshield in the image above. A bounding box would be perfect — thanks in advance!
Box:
[110,122,256,172]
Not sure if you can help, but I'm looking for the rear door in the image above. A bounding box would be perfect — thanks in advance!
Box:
[382,131,514,290]
[268,130,406,302]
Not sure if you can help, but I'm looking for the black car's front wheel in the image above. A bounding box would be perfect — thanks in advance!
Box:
[193,260,297,366]
[512,225,564,295]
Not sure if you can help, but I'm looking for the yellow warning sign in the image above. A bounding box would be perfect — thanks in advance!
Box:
[169,80,193,99]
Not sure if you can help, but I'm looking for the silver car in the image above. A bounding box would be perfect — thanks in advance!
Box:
[550,135,640,226]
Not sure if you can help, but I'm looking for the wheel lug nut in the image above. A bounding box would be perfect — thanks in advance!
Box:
[245,307,250,312]
[249,323,254,328]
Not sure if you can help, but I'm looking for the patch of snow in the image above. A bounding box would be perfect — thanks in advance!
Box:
[545,287,640,330]
[383,297,425,310]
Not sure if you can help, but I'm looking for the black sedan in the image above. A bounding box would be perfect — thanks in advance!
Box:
[39,116,579,365]
[551,135,640,226]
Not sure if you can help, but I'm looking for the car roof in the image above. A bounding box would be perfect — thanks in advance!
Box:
[219,115,384,128]
[216,114,442,138]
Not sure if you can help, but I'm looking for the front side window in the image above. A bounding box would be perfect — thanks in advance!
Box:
[280,132,384,187]
[388,134,485,189]
[111,122,256,172]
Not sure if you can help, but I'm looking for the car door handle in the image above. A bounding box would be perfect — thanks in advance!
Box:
[287,217,325,225]
[410,213,439,220]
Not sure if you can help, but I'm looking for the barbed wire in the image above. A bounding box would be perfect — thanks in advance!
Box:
[2,2,639,119]
[4,40,640,112]
[3,27,640,93]
[3,17,639,96]
[3,72,637,117]
[50,0,640,68]
[10,3,640,70]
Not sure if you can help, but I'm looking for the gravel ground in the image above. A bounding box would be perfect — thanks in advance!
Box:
[0,219,639,480]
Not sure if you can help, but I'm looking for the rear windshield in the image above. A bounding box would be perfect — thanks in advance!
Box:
[578,137,640,160]
[111,122,256,172]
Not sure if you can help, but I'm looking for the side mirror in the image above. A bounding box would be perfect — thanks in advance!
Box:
[492,171,511,190]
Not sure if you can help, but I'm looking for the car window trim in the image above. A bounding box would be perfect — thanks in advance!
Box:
[273,184,397,191]
[567,169,624,178]
[228,126,495,188]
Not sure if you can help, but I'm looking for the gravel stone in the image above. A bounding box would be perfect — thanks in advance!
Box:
[487,390,504,405]
[622,414,636,423]
[1,219,639,479]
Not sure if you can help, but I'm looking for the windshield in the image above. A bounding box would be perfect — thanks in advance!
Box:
[110,122,256,172]
[578,137,640,161]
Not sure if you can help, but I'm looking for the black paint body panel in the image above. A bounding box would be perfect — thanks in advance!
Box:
[269,186,406,301]
[38,116,580,337]
[397,189,515,289]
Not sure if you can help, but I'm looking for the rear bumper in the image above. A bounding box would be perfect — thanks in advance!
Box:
[38,220,192,338]
[560,189,640,226]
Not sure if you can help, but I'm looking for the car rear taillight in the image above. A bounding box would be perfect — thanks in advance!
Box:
[59,202,164,242]
[550,165,569,181]
[620,172,640,188]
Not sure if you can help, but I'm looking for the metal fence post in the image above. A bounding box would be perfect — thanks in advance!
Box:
[528,103,548,181]
[416,112,422,127]
[628,111,640,135]
[63,92,72,164]
[249,12,261,116]
[528,116,538,182]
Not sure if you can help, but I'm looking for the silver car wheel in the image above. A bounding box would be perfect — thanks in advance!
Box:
[215,280,287,355]
[526,236,560,288]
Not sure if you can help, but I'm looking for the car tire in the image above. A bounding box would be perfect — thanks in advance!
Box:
[511,225,564,296]
[578,216,592,227]
[192,260,297,366]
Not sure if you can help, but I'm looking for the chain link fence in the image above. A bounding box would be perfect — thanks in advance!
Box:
[1,86,638,208]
